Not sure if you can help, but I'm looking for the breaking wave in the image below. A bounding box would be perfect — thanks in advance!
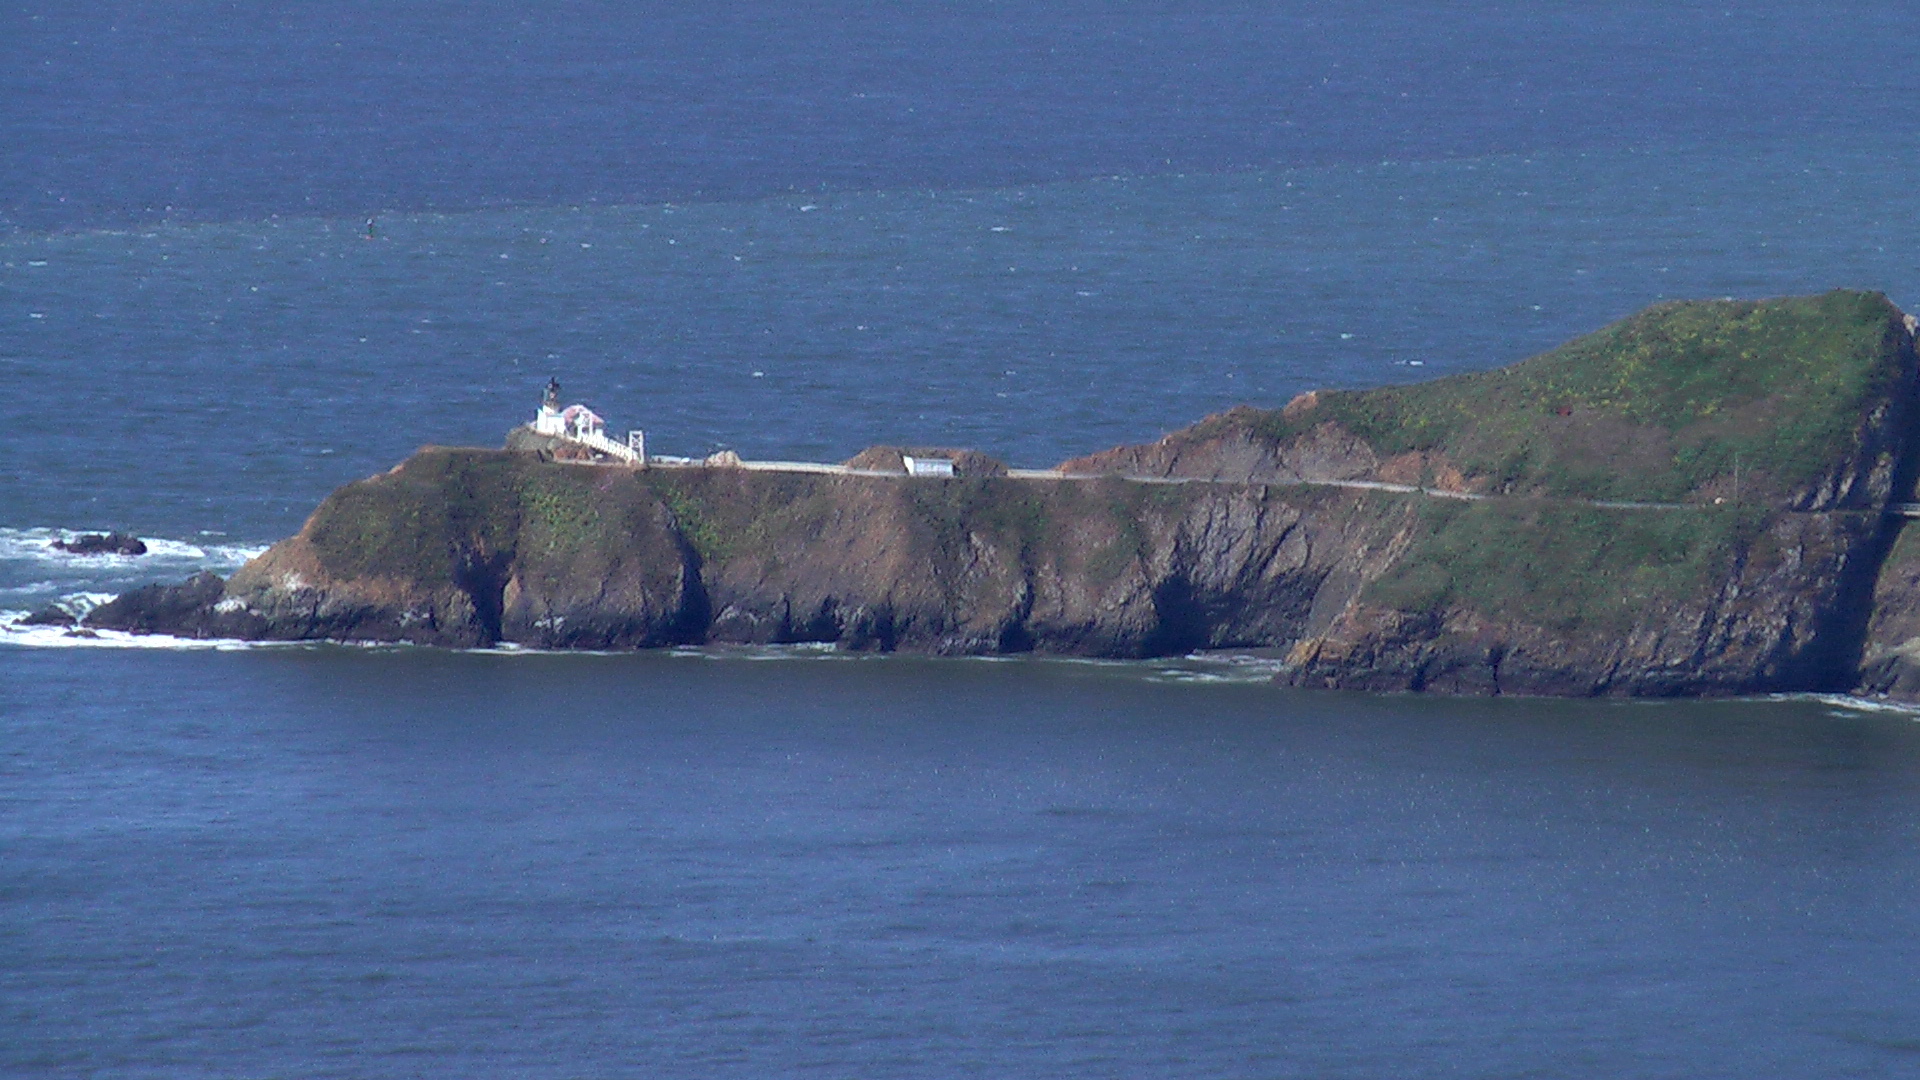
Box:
[0,527,267,571]
[0,618,289,651]
[0,610,1284,686]
[0,526,272,644]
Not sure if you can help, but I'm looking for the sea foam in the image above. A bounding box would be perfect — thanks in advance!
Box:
[0,527,267,569]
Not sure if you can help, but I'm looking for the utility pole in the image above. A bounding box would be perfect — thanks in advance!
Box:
[1733,452,1741,505]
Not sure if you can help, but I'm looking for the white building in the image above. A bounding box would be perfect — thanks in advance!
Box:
[534,379,644,464]
[533,401,607,440]
[902,455,955,477]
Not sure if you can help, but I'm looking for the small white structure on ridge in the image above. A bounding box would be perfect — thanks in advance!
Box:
[902,454,955,478]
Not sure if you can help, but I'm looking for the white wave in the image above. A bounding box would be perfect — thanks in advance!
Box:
[665,642,850,661]
[1779,693,1920,719]
[0,527,268,569]
[481,644,630,657]
[24,591,118,618]
[0,622,1265,687]
[0,591,113,627]
[0,528,270,617]
[1146,667,1279,686]
[0,618,272,651]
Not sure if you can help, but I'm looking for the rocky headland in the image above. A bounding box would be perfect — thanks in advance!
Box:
[82,289,1920,700]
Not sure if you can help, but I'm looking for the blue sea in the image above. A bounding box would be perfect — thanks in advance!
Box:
[7,2,1920,1075]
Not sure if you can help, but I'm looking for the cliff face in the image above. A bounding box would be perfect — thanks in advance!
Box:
[83,290,1920,699]
[84,449,1894,697]
[1283,503,1887,696]
[1855,523,1920,697]
[94,450,1401,657]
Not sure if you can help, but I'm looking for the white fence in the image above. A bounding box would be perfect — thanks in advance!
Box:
[568,429,641,464]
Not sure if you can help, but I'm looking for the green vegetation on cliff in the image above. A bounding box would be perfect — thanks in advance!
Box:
[306,449,524,584]
[904,477,1053,560]
[1256,290,1911,503]
[1366,499,1772,634]
[305,449,666,586]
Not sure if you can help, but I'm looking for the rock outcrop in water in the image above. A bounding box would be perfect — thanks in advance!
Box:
[86,290,1920,700]
[50,531,148,556]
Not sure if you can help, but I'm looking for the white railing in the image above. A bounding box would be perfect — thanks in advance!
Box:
[568,429,641,463]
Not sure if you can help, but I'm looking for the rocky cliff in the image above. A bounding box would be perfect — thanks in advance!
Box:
[84,290,1920,699]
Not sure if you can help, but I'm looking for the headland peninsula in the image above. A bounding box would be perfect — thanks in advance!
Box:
[75,290,1920,701]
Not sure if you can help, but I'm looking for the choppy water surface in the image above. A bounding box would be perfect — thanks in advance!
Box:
[7,649,1920,1078]
[6,136,1920,545]
[8,1,1920,1075]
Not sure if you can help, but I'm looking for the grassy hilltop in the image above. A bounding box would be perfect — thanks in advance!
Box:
[1103,290,1915,509]
[1305,292,1915,643]
[1282,289,1911,503]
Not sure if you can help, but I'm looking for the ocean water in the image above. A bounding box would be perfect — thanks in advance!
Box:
[8,2,1920,1075]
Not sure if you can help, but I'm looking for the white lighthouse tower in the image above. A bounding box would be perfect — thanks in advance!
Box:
[533,378,567,436]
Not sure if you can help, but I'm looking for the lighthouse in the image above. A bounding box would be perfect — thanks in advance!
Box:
[533,378,566,435]
[531,379,645,464]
